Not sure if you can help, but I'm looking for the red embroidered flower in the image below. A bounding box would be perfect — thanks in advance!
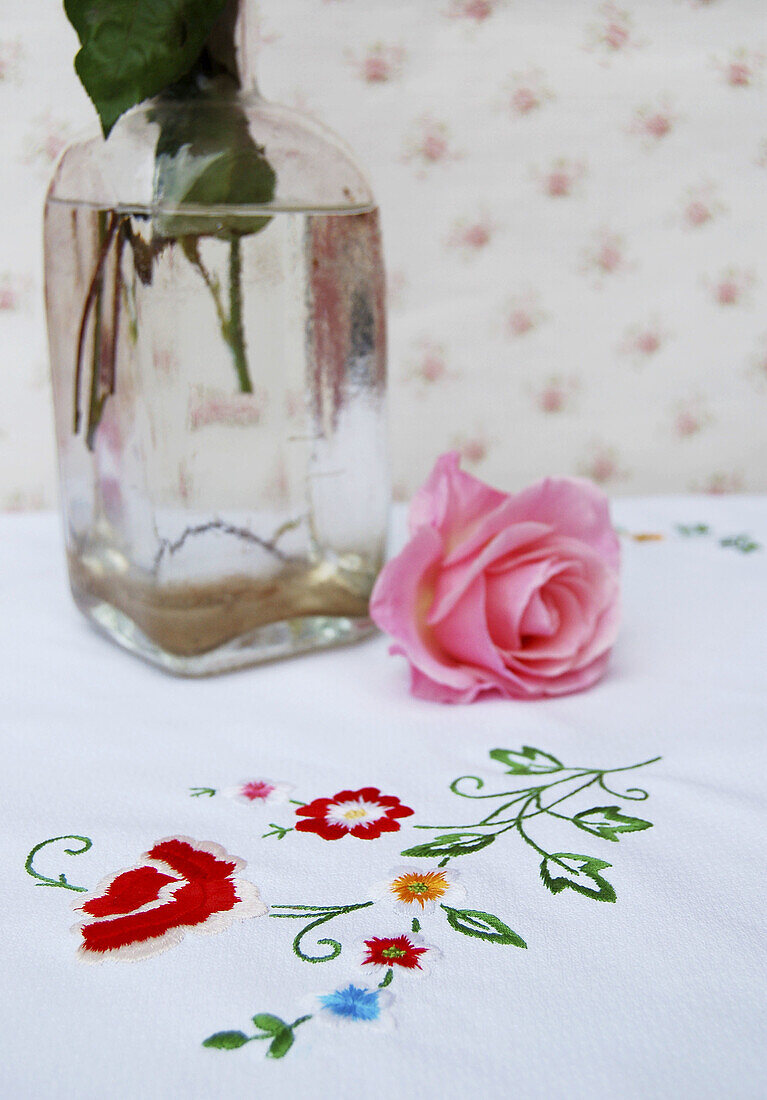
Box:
[72,837,266,963]
[294,788,415,840]
[362,935,428,971]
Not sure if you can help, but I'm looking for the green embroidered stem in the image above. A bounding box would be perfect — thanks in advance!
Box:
[25,835,92,892]
[403,747,660,901]
[270,901,374,963]
[378,968,394,988]
[189,787,217,798]
[203,1011,312,1058]
[262,824,293,840]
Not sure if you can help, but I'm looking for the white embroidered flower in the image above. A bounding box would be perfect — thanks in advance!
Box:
[222,779,295,806]
[367,865,466,914]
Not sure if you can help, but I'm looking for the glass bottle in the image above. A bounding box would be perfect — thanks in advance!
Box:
[44,1,389,675]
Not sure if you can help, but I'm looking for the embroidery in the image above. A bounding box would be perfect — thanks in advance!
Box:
[71,836,267,963]
[24,835,92,893]
[403,746,659,902]
[270,901,375,963]
[203,1012,312,1058]
[362,934,429,974]
[617,522,762,552]
[203,871,520,1058]
[676,523,761,552]
[295,788,414,840]
[190,781,416,841]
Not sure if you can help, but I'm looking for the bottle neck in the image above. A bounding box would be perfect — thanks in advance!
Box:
[204,0,261,96]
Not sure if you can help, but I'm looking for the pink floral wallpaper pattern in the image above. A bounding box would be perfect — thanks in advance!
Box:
[1,0,766,508]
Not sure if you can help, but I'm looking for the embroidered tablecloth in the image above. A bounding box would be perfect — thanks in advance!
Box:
[2,497,765,1099]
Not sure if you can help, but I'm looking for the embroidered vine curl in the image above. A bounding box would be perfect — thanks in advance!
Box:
[402,746,660,902]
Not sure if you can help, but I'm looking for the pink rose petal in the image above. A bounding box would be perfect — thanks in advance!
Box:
[371,454,621,704]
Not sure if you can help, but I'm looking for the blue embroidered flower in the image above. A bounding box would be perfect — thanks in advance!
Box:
[319,984,381,1022]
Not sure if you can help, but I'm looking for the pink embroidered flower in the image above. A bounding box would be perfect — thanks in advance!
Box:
[352,43,405,84]
[223,778,295,806]
[505,292,547,337]
[698,472,744,495]
[715,49,763,88]
[585,4,643,57]
[673,400,710,439]
[72,837,266,963]
[403,117,460,174]
[447,0,498,22]
[539,158,586,199]
[448,215,495,256]
[579,446,626,486]
[619,320,669,362]
[506,70,554,117]
[583,230,630,281]
[456,435,489,465]
[370,452,621,703]
[295,788,415,840]
[629,99,678,148]
[536,377,577,413]
[409,340,449,385]
[709,268,755,307]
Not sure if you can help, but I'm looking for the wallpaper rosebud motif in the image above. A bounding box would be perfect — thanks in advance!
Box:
[1,0,766,509]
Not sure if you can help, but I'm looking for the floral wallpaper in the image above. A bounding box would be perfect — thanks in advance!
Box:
[1,0,766,509]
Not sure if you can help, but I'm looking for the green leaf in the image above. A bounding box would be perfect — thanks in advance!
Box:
[540,853,617,902]
[267,1028,294,1059]
[441,905,527,948]
[489,746,563,775]
[64,0,228,136]
[252,1014,286,1035]
[572,806,652,843]
[202,1030,250,1050]
[401,832,496,860]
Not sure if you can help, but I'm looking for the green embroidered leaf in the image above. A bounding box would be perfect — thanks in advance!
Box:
[572,806,652,843]
[401,832,496,859]
[202,1030,250,1050]
[441,905,527,948]
[540,854,617,902]
[489,746,563,775]
[64,0,228,136]
[252,1014,286,1035]
[267,1028,294,1059]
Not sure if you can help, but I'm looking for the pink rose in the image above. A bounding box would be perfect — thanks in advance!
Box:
[370,453,620,703]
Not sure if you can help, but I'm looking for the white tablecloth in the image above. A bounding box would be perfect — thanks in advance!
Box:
[2,498,766,1099]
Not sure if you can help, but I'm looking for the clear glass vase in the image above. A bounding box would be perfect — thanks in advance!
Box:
[44,2,388,675]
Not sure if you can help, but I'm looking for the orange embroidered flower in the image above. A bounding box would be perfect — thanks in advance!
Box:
[369,864,466,913]
[389,870,450,908]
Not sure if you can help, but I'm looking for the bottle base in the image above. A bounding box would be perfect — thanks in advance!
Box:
[74,591,377,677]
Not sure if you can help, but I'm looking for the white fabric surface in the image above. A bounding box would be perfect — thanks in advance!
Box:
[2,497,766,1099]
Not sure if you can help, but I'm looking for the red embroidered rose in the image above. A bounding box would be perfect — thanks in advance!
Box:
[362,935,428,971]
[72,836,266,963]
[294,788,415,840]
